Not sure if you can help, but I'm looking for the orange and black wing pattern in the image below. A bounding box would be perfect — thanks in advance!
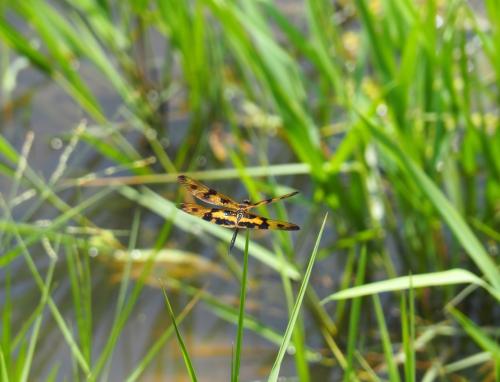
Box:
[178,203,238,228]
[178,175,240,209]
[245,191,299,210]
[237,212,299,230]
[177,175,300,231]
[178,204,299,230]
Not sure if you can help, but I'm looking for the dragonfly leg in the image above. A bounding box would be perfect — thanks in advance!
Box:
[229,228,239,253]
[229,210,244,254]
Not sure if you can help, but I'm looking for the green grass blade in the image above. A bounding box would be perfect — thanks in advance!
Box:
[162,277,321,362]
[1,268,12,373]
[204,0,325,179]
[13,231,90,375]
[1,196,92,376]
[401,287,415,382]
[372,295,400,382]
[0,134,20,164]
[19,259,56,382]
[114,208,141,321]
[126,292,202,382]
[448,307,500,357]
[274,243,310,382]
[1,187,116,267]
[232,230,250,382]
[0,19,52,74]
[79,131,150,175]
[66,243,93,364]
[0,348,8,382]
[5,2,106,121]
[359,113,500,291]
[161,286,198,382]
[44,364,60,382]
[268,213,327,382]
[343,247,367,382]
[321,269,497,303]
[443,352,493,374]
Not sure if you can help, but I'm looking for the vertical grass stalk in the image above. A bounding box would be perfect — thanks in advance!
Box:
[232,229,250,382]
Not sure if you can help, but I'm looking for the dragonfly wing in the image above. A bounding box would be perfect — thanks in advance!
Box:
[246,191,299,209]
[178,203,238,228]
[237,212,299,230]
[178,175,241,209]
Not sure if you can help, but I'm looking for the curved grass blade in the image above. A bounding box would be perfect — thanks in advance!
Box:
[161,286,198,382]
[268,213,327,382]
[126,292,202,382]
[321,269,497,304]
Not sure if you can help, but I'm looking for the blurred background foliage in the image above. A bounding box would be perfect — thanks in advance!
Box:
[0,0,499,380]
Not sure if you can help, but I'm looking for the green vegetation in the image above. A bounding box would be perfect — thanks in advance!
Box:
[0,0,499,381]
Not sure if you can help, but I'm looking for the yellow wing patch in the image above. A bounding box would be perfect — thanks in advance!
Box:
[178,203,238,228]
[238,212,299,230]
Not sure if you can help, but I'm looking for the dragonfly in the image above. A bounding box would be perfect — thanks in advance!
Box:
[177,175,299,251]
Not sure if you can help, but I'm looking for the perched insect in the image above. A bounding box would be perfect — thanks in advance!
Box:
[177,175,299,251]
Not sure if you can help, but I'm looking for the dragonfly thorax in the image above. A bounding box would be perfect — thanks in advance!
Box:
[223,209,245,222]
